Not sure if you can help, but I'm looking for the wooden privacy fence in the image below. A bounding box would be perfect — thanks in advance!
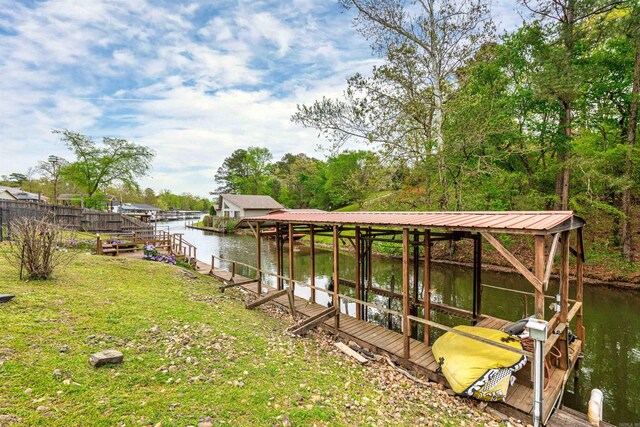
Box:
[0,201,152,237]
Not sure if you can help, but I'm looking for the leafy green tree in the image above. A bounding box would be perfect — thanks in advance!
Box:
[214,147,273,195]
[56,130,154,197]
[325,151,387,208]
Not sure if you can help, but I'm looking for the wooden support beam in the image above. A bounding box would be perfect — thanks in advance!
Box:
[402,228,410,359]
[423,229,431,345]
[276,223,282,290]
[482,232,543,294]
[543,233,560,290]
[247,221,256,238]
[245,289,288,309]
[333,225,340,330]
[355,225,362,320]
[334,342,368,364]
[288,223,295,292]
[256,222,262,295]
[286,287,296,318]
[472,233,482,324]
[558,230,570,369]
[219,280,258,291]
[310,224,316,304]
[576,228,585,351]
[534,235,546,319]
[289,307,336,336]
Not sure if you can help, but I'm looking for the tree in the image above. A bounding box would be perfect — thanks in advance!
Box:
[37,155,69,203]
[214,149,249,194]
[294,0,494,207]
[521,0,625,209]
[344,0,493,169]
[325,151,387,208]
[214,147,273,195]
[56,130,154,197]
[3,172,27,187]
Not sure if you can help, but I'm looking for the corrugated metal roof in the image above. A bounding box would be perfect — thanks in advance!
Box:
[241,211,584,235]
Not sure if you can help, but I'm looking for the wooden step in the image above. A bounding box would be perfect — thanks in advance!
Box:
[289,307,337,336]
[246,289,288,309]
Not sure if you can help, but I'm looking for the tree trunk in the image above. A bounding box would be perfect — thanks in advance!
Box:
[622,35,640,261]
[555,100,572,210]
[433,77,447,209]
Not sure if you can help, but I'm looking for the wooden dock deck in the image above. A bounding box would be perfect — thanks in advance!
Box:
[100,247,606,427]
[207,267,586,425]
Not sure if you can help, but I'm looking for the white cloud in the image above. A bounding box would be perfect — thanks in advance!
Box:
[0,0,524,197]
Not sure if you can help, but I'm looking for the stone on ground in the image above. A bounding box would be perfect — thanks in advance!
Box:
[0,294,14,303]
[89,349,124,367]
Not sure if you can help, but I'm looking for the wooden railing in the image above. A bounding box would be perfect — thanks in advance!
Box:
[208,255,537,359]
[96,230,196,260]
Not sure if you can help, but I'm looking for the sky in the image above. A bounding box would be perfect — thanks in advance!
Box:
[0,0,526,198]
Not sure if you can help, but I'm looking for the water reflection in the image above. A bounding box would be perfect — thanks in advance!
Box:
[159,221,640,425]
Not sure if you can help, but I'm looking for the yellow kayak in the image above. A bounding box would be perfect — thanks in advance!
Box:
[432,326,527,401]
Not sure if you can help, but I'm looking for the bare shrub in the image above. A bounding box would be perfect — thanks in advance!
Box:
[2,214,76,280]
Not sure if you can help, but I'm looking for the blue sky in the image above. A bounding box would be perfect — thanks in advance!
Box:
[0,0,525,197]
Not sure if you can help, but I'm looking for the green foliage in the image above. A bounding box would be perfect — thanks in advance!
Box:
[214,147,273,195]
[55,130,155,197]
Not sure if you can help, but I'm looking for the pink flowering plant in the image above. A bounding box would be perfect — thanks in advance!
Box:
[143,243,177,265]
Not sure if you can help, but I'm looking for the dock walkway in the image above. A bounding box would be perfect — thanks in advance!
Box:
[206,267,593,426]
[104,249,607,427]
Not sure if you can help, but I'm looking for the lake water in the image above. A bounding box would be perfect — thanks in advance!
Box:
[159,221,640,425]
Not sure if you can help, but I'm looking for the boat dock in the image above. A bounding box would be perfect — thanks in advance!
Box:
[98,210,612,426]
[204,260,608,427]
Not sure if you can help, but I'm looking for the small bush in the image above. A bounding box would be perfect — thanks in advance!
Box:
[2,214,76,280]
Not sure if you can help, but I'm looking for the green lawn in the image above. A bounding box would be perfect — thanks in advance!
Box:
[0,250,493,426]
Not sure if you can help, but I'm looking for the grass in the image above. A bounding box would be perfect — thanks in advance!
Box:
[0,250,486,426]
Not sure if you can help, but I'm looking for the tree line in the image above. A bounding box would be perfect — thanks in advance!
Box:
[2,130,211,212]
[214,147,390,210]
[216,0,639,264]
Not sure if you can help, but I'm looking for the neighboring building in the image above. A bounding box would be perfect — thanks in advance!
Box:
[0,186,48,203]
[111,201,162,219]
[0,189,18,201]
[217,194,283,219]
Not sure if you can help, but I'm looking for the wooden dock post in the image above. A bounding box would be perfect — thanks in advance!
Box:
[333,225,340,330]
[558,230,570,369]
[423,229,431,345]
[288,223,295,292]
[576,228,585,351]
[256,222,262,295]
[231,261,237,282]
[210,255,215,274]
[402,228,410,359]
[355,226,361,320]
[310,224,316,303]
[276,223,283,290]
[472,233,482,324]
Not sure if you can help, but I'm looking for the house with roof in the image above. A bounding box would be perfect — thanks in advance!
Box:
[0,188,18,201]
[0,186,48,203]
[217,194,283,219]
